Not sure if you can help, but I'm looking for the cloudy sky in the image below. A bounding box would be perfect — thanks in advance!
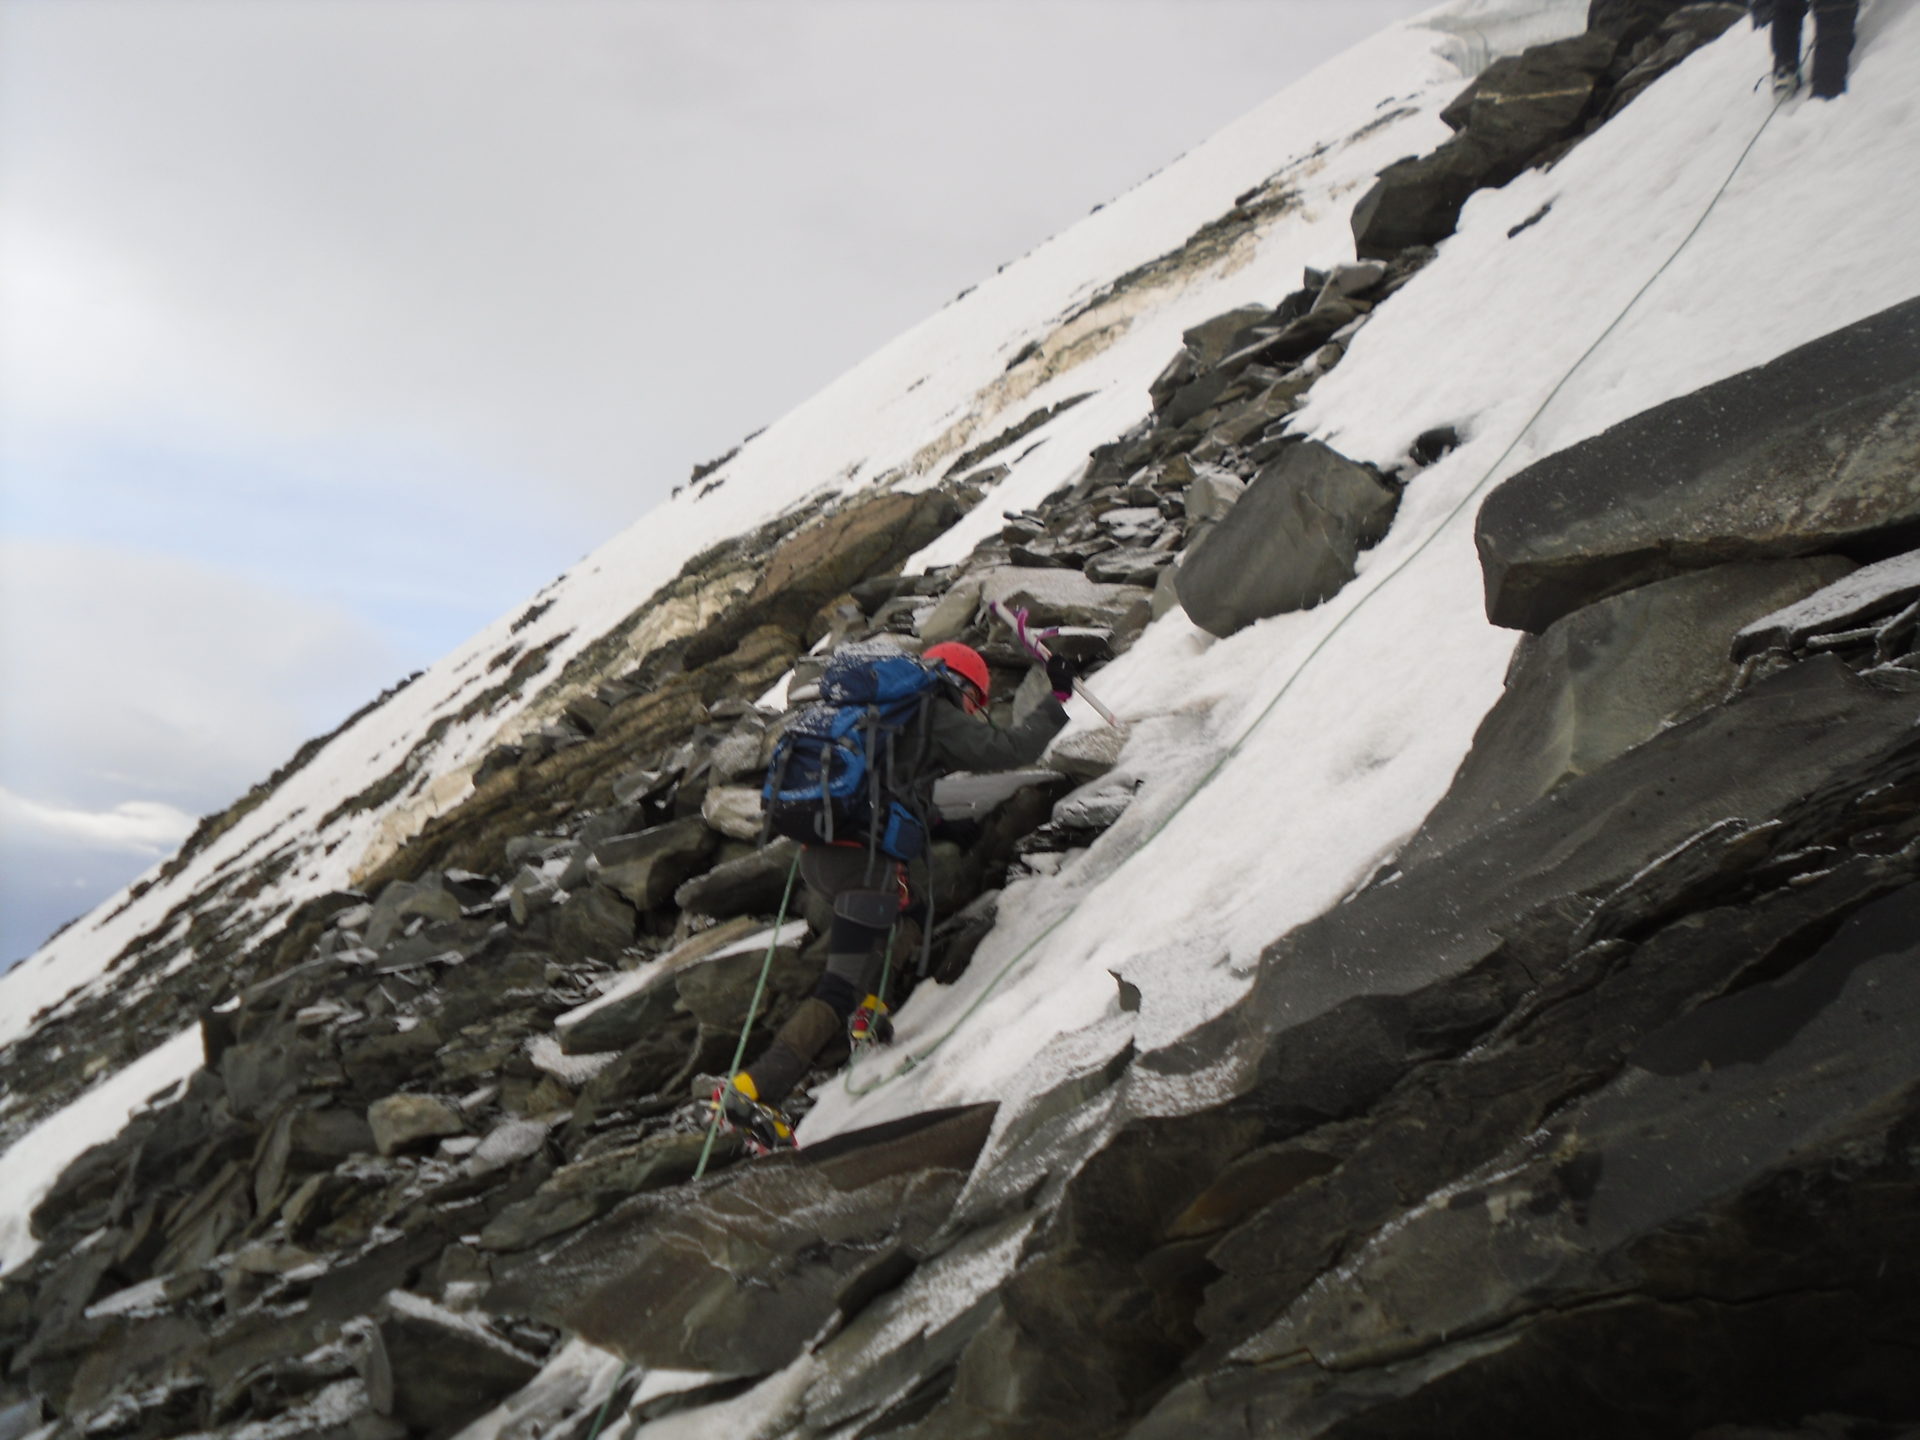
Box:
[0,0,1435,966]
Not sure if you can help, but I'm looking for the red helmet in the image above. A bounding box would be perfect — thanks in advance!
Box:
[923,641,990,701]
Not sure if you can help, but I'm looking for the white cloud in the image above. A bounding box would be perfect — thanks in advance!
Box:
[0,538,404,817]
[0,0,1436,535]
[0,787,195,853]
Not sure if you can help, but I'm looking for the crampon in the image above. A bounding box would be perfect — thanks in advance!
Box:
[709,1078,798,1155]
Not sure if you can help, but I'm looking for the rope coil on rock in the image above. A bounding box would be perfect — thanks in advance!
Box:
[841,85,1790,1100]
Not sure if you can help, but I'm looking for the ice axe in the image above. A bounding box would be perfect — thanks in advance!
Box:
[988,599,1126,731]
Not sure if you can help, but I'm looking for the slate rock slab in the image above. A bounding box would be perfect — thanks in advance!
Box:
[485,1104,998,1376]
[1145,657,1920,1139]
[1132,882,1920,1439]
[1175,441,1399,636]
[1734,545,1920,660]
[591,818,717,912]
[1401,556,1853,868]
[554,915,766,1053]
[375,1290,543,1440]
[1478,295,1920,632]
[367,1095,465,1157]
[675,837,803,920]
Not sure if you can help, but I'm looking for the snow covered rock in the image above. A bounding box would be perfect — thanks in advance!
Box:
[1734,545,1920,662]
[1479,294,1920,632]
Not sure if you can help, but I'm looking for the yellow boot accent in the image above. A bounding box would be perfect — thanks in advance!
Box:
[732,1072,760,1101]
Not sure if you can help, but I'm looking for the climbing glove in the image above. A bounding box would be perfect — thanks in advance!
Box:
[1046,652,1076,702]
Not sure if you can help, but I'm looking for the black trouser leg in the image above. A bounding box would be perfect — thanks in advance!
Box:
[741,847,898,1105]
[1772,0,1807,73]
[1809,0,1857,97]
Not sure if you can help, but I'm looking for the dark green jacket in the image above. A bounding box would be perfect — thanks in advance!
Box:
[923,689,1068,774]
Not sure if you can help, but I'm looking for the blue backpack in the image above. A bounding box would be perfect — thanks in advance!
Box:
[762,647,949,861]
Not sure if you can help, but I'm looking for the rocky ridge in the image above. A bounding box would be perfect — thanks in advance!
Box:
[6,6,1920,1440]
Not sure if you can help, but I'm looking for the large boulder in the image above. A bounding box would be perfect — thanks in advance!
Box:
[1436,32,1614,157]
[670,920,813,1032]
[486,1104,998,1375]
[1478,296,1920,632]
[1174,441,1399,636]
[1401,555,1853,867]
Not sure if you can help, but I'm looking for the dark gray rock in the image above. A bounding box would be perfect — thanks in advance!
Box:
[675,838,802,920]
[1181,304,1275,370]
[1478,296,1920,632]
[555,916,767,1053]
[671,922,812,1032]
[550,883,636,962]
[339,1022,444,1097]
[1733,547,1920,661]
[1136,874,1920,1438]
[486,1104,998,1375]
[1085,548,1174,586]
[591,818,717,912]
[1354,34,1614,259]
[1587,0,1697,45]
[1402,556,1853,868]
[364,877,464,951]
[478,1132,711,1252]
[288,1106,376,1166]
[1175,441,1399,636]
[1602,5,1746,121]
[1351,135,1515,260]
[1437,32,1614,150]
[374,1292,542,1440]
[367,1095,465,1157]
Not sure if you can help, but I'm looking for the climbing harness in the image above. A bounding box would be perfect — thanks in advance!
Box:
[842,83,1792,1100]
[693,848,803,1180]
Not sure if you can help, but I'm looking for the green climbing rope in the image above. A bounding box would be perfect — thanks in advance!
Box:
[582,1363,633,1440]
[845,84,1789,1099]
[692,847,803,1180]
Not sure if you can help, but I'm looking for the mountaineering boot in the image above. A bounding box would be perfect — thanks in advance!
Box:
[711,1074,797,1154]
[1772,64,1801,100]
[849,994,893,1049]
[738,996,843,1105]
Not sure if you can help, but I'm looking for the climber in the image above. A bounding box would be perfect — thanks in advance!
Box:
[715,636,1076,1150]
[1755,0,1859,99]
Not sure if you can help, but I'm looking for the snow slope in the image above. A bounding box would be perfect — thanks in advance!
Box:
[803,1,1920,1140]
[6,0,1920,1279]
